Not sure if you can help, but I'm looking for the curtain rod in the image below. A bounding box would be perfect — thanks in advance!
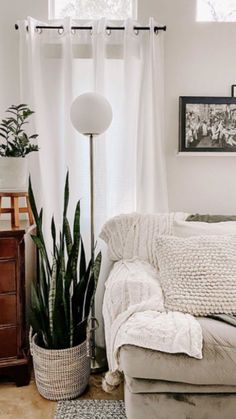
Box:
[14,24,167,33]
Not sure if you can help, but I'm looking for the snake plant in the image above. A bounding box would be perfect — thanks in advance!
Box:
[29,172,101,349]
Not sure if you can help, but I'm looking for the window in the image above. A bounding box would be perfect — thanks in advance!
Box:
[49,0,137,20]
[197,0,236,22]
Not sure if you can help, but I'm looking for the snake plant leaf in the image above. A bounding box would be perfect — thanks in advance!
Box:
[55,256,66,334]
[53,267,70,349]
[39,259,48,307]
[81,260,92,320]
[31,235,50,272]
[69,298,74,347]
[31,282,42,317]
[39,208,43,225]
[84,273,95,320]
[63,171,69,218]
[48,258,57,343]
[51,216,56,257]
[86,251,102,312]
[36,281,51,345]
[71,200,81,287]
[30,282,51,348]
[73,318,87,345]
[79,238,86,284]
[53,301,70,349]
[28,176,39,224]
[64,242,76,292]
[73,200,80,243]
[29,178,51,275]
[65,207,80,291]
[72,274,87,326]
[64,216,73,256]
[83,252,102,319]
[93,251,102,286]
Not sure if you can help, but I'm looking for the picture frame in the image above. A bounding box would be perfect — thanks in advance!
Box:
[179,96,236,152]
[231,85,236,98]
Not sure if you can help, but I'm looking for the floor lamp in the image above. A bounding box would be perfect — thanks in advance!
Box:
[70,92,113,373]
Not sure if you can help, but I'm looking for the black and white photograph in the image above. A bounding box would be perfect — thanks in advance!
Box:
[179,97,236,152]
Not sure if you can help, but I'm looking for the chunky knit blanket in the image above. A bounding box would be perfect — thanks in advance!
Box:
[101,213,203,391]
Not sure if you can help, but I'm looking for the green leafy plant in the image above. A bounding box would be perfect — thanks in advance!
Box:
[28,172,101,349]
[0,104,39,157]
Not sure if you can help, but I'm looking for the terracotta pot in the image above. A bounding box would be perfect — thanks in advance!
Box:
[0,157,28,191]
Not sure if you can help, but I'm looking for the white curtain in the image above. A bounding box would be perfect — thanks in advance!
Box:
[18,16,168,345]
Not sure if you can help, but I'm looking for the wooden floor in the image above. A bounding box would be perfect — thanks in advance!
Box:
[0,374,124,419]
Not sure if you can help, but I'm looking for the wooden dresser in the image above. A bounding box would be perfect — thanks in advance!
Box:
[0,223,32,386]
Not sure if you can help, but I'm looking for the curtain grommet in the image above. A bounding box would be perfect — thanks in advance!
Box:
[35,27,42,34]
[58,27,64,35]
[106,27,111,36]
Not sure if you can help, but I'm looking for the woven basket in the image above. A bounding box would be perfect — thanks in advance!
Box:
[31,334,91,400]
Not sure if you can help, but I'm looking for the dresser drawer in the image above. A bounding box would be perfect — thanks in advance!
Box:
[0,327,17,358]
[0,261,16,293]
[0,295,17,325]
[0,238,17,259]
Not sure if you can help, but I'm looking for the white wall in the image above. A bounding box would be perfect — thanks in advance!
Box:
[139,0,236,214]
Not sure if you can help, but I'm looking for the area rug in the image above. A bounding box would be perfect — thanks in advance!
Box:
[54,399,126,419]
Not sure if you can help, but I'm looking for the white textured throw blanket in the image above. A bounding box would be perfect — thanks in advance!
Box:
[101,213,203,391]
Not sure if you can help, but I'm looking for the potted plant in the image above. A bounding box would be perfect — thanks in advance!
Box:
[0,104,39,191]
[28,172,101,400]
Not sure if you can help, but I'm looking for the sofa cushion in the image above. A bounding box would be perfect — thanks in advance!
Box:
[125,384,236,419]
[186,214,236,223]
[156,235,236,316]
[173,219,236,237]
[125,376,236,394]
[119,317,236,386]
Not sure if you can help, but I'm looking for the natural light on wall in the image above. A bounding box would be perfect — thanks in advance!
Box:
[197,0,236,21]
[50,0,136,19]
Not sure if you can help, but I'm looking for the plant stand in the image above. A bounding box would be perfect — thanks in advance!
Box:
[0,192,34,228]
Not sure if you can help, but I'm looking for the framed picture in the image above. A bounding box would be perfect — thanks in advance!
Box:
[231,85,236,98]
[179,96,236,152]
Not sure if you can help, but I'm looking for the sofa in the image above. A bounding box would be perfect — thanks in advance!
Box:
[121,316,236,419]
[101,212,236,419]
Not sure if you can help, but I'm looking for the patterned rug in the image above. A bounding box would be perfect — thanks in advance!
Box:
[54,400,126,419]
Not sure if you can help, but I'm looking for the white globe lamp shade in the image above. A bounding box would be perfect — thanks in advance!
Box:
[70,92,113,136]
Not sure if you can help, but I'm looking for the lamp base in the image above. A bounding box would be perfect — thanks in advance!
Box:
[91,346,108,374]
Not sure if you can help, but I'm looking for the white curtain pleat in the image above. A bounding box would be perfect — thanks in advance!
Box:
[137,17,168,213]
[18,17,168,346]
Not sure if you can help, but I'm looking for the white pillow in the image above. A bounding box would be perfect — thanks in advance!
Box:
[156,235,236,316]
[173,219,236,237]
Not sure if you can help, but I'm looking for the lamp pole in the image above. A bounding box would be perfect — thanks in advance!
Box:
[89,133,96,365]
[70,92,112,373]
[89,133,107,373]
